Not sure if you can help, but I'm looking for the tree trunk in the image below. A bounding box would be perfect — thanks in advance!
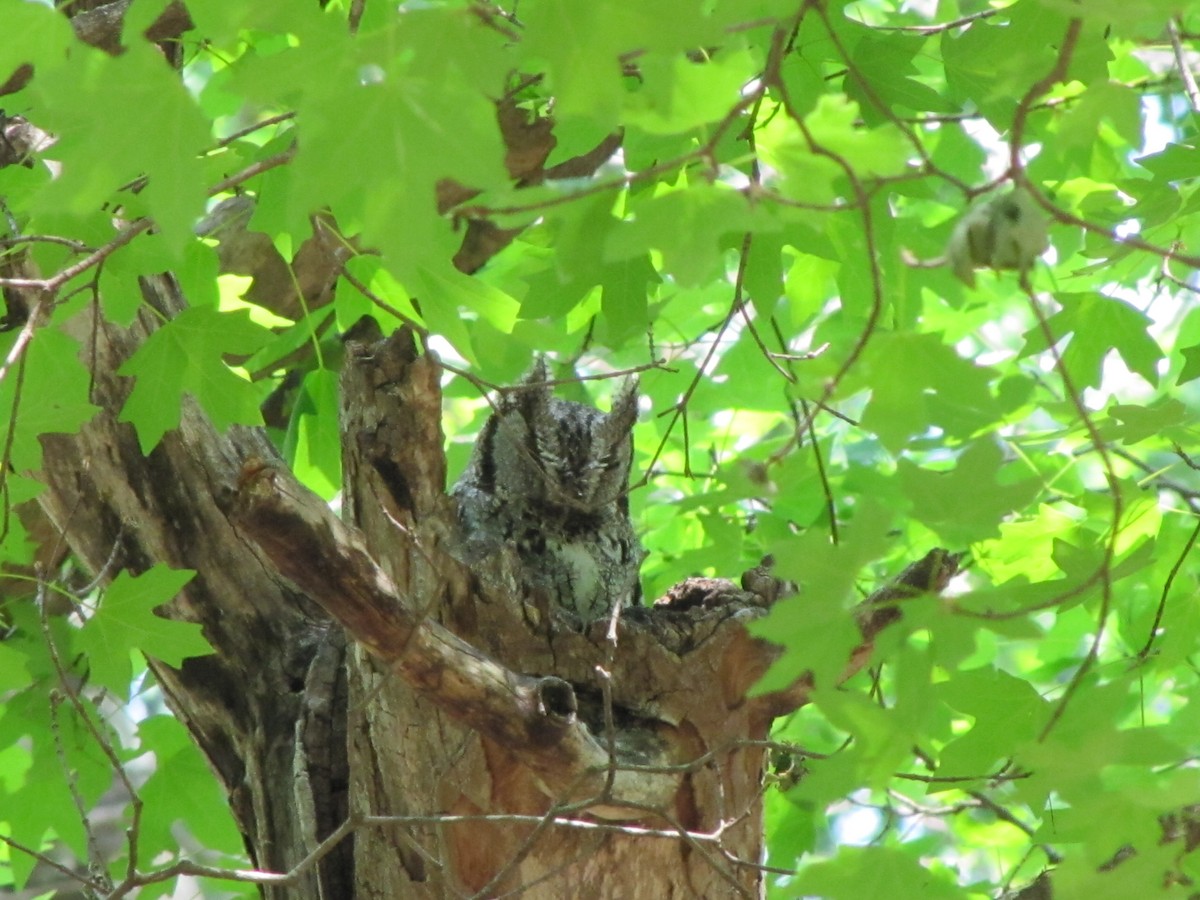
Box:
[17,7,833,891]
[35,274,802,898]
[330,329,779,898]
[37,275,352,898]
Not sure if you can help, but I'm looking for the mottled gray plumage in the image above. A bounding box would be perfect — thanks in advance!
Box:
[452,360,643,623]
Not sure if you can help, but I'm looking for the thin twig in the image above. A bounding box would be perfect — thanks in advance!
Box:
[0,832,104,893]
[868,9,998,34]
[1023,286,1120,742]
[1138,515,1200,660]
[0,218,152,295]
[208,145,297,196]
[211,111,297,150]
[1168,18,1200,112]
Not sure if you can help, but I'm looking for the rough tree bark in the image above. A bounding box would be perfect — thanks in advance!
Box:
[11,6,1200,898]
[30,267,956,897]
[13,6,962,896]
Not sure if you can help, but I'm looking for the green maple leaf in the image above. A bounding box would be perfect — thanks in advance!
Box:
[1107,398,1188,444]
[803,93,911,176]
[284,368,342,500]
[795,846,967,900]
[899,439,1041,544]
[2,702,106,886]
[135,715,246,860]
[1137,141,1200,182]
[0,643,32,693]
[273,11,508,274]
[1177,342,1200,385]
[77,567,212,699]
[936,666,1049,778]
[942,2,1064,129]
[30,44,209,255]
[118,307,271,453]
[625,44,760,135]
[518,3,641,127]
[599,255,656,345]
[758,94,909,203]
[748,503,893,694]
[415,262,520,362]
[1,326,98,471]
[854,332,1003,453]
[1025,292,1161,389]
[606,182,766,287]
[848,31,957,119]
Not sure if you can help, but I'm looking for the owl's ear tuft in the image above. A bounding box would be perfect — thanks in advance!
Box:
[602,376,639,441]
[512,357,554,421]
[523,356,551,386]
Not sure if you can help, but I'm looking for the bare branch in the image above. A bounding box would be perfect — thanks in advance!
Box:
[231,459,679,810]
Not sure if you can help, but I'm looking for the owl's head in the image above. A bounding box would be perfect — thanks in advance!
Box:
[481,359,638,514]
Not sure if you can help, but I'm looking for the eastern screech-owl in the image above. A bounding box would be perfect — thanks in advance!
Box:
[452,360,644,624]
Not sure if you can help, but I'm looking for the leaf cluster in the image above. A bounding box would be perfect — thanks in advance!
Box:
[2,0,1200,896]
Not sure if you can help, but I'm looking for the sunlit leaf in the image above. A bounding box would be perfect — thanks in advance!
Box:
[77,567,212,698]
[118,307,271,452]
